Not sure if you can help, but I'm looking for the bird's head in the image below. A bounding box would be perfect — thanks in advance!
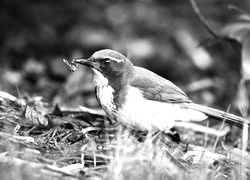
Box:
[74,49,134,87]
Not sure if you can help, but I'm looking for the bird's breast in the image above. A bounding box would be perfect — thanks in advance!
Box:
[92,69,116,119]
[95,85,116,119]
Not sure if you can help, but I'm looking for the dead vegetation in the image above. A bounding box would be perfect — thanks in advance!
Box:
[1,0,250,179]
[0,90,249,180]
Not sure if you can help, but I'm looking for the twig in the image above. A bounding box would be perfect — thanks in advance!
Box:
[228,5,250,17]
[189,0,218,38]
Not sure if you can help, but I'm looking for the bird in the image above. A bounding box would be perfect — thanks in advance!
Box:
[71,49,248,132]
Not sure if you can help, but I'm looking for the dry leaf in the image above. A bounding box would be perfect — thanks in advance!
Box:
[25,106,48,127]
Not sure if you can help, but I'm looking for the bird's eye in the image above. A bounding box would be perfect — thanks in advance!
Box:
[103,59,111,64]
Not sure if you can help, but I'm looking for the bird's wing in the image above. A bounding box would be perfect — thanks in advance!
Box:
[129,67,249,126]
[129,67,192,103]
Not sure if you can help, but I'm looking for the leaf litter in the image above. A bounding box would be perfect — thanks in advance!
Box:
[0,81,250,179]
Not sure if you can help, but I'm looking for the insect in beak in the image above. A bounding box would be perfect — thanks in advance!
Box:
[73,57,96,68]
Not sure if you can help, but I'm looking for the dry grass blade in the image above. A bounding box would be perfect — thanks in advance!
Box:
[212,106,230,152]
[0,155,79,180]
[0,91,26,107]
[174,122,230,137]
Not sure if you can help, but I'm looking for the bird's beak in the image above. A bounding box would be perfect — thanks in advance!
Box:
[73,57,96,68]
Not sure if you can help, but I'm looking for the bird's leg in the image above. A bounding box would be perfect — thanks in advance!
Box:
[161,129,190,152]
[151,130,161,142]
[161,128,189,144]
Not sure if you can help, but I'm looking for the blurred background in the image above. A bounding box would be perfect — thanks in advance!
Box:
[0,0,249,114]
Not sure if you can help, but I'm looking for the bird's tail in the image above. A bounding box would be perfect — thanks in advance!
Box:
[188,103,250,126]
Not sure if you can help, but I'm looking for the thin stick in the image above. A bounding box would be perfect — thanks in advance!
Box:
[189,0,218,38]
[228,5,250,17]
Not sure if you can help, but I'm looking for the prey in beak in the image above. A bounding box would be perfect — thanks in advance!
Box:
[63,57,95,72]
[73,57,96,68]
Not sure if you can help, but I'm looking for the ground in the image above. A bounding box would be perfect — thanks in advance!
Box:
[0,1,250,180]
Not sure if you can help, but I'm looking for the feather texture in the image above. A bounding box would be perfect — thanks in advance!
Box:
[117,87,207,131]
[76,49,249,131]
[187,103,250,126]
[130,67,191,103]
[129,66,249,127]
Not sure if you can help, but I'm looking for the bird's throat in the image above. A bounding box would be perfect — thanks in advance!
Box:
[91,68,109,87]
[91,69,117,118]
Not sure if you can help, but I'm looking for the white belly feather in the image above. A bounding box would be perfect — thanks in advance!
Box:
[117,87,207,131]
